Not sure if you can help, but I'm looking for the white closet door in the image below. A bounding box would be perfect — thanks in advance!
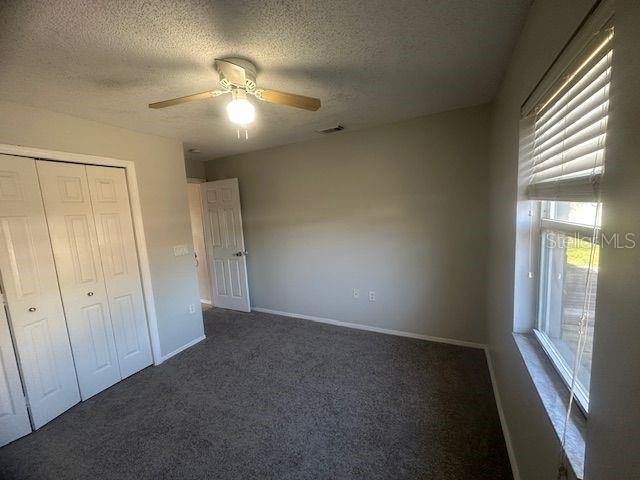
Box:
[36,160,121,400]
[86,165,152,378]
[0,293,32,446]
[0,154,80,429]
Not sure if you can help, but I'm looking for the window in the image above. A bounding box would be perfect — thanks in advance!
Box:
[536,201,600,410]
[521,23,613,412]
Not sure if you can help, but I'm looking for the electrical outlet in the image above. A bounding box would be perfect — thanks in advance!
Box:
[353,288,360,299]
[369,291,376,302]
[188,304,197,314]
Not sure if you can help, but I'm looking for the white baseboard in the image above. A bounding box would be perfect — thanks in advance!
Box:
[485,348,520,480]
[200,300,213,305]
[252,307,486,350]
[159,334,206,364]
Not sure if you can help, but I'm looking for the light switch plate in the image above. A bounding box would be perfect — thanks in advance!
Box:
[173,244,190,256]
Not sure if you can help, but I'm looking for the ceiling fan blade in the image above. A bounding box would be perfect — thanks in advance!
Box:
[215,59,247,87]
[149,90,226,109]
[256,89,321,111]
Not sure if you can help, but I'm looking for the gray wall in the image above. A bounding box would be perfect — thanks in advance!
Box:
[0,100,204,358]
[487,0,640,478]
[185,157,206,180]
[586,1,640,477]
[207,105,490,344]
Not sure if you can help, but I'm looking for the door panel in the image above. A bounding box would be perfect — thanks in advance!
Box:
[0,294,32,446]
[36,160,121,400]
[209,210,222,248]
[3,217,40,297]
[201,179,250,311]
[228,258,242,297]
[213,258,227,296]
[113,294,139,356]
[0,154,80,429]
[65,215,98,283]
[86,166,152,378]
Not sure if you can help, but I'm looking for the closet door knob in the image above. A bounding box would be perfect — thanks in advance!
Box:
[87,292,94,296]
[28,307,37,312]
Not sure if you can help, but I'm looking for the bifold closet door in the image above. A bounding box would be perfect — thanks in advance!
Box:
[36,160,121,400]
[0,154,80,429]
[85,165,152,378]
[0,293,32,446]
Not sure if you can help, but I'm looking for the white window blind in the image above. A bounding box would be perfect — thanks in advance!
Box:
[525,28,613,201]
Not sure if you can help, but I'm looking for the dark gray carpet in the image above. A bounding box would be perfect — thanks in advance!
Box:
[0,307,512,480]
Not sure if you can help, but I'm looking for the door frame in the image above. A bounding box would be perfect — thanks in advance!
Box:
[186,177,213,306]
[0,143,163,365]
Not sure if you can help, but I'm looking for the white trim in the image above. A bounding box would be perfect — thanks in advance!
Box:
[187,177,205,184]
[200,300,213,305]
[0,143,163,365]
[485,348,521,480]
[252,307,486,349]
[160,334,206,363]
[540,218,600,239]
[533,329,590,413]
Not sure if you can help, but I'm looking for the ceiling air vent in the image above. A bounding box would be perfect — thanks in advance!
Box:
[316,124,344,134]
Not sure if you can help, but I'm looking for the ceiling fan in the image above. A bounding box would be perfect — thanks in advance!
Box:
[149,58,321,127]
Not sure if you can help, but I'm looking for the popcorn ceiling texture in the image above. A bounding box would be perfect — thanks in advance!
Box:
[0,0,530,160]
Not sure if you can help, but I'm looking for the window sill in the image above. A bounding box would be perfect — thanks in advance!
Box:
[513,333,586,479]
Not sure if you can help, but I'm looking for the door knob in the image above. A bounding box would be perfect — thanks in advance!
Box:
[87,292,94,296]
[28,307,37,312]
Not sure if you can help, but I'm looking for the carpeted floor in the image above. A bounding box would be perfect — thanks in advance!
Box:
[0,307,512,480]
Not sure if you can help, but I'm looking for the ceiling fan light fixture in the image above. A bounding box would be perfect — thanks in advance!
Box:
[226,89,255,126]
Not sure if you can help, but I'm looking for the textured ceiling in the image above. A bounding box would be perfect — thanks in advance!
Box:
[0,0,531,160]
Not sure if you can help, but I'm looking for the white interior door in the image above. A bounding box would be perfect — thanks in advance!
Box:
[85,165,152,379]
[201,178,250,312]
[37,160,121,400]
[0,293,32,446]
[0,154,80,429]
[187,182,212,304]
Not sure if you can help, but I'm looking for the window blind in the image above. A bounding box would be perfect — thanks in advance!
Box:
[526,28,613,201]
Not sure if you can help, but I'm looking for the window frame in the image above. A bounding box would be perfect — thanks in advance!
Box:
[533,200,600,414]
